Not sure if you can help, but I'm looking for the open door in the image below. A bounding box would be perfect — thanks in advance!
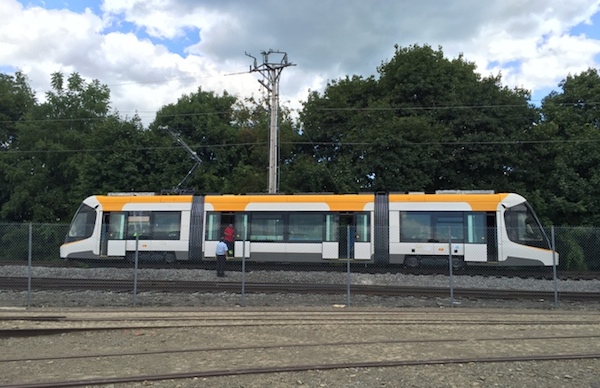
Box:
[338,212,370,260]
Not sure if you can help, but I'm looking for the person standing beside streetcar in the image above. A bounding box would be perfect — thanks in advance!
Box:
[215,236,228,277]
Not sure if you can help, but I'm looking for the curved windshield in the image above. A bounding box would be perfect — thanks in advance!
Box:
[65,204,97,243]
[504,202,550,249]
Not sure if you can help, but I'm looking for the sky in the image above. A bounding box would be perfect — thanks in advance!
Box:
[2,0,600,127]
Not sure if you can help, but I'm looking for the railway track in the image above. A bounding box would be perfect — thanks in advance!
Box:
[1,310,600,387]
[2,259,598,280]
[0,260,600,280]
[0,276,597,301]
[2,353,600,388]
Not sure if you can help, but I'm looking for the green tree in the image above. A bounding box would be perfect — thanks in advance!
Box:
[1,72,111,222]
[0,71,37,220]
[299,75,381,192]
[376,44,538,192]
[150,88,241,193]
[298,44,537,193]
[151,89,300,194]
[73,115,172,196]
[0,71,36,149]
[536,69,600,225]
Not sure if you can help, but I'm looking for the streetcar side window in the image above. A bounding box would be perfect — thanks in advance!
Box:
[123,211,182,240]
[250,213,285,241]
[65,204,96,242]
[108,212,127,240]
[355,212,370,242]
[434,214,464,242]
[325,214,338,242]
[205,212,221,241]
[153,212,181,240]
[288,213,323,241]
[400,212,432,242]
[400,211,484,243]
[466,213,486,243]
[127,211,151,239]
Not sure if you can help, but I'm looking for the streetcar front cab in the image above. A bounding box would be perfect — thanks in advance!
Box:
[60,199,100,260]
[501,200,558,266]
[64,203,96,243]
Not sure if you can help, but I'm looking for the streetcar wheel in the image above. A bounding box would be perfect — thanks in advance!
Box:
[165,253,177,264]
[126,253,136,264]
[404,256,419,268]
[452,257,466,270]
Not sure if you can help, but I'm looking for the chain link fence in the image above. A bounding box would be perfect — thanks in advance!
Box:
[1,223,598,309]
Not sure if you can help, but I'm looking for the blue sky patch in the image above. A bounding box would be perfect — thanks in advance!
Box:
[20,0,196,57]
[101,16,198,57]
[531,86,557,105]
[0,65,18,74]
[486,59,521,72]
[23,0,102,14]
[160,27,200,57]
[569,12,600,39]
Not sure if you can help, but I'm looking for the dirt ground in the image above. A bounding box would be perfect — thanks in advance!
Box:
[1,306,600,388]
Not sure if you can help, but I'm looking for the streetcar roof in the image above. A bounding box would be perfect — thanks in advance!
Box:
[84,192,521,212]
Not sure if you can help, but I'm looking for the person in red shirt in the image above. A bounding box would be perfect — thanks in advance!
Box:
[223,223,235,256]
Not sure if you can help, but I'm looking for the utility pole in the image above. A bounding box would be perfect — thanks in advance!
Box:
[246,49,295,193]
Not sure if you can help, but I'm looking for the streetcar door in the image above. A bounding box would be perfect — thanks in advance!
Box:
[221,213,236,257]
[353,213,371,260]
[463,212,488,263]
[339,214,354,259]
[322,214,339,259]
[103,212,126,257]
[100,213,109,256]
[338,213,370,260]
[486,212,498,262]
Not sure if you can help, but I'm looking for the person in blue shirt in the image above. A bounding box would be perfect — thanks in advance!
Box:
[215,236,228,277]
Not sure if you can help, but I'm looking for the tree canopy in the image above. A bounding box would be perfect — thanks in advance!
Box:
[1,45,600,227]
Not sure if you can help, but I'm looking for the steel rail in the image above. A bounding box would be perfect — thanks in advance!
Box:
[0,277,598,301]
[2,353,600,388]
[2,334,599,364]
[5,318,599,338]
[3,261,599,280]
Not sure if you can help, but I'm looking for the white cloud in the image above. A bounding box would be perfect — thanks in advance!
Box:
[449,1,600,91]
[1,0,600,125]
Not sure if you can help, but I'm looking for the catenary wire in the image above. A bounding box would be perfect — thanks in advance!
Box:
[2,138,599,155]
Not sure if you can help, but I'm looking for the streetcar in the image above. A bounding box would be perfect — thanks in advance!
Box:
[59,191,557,267]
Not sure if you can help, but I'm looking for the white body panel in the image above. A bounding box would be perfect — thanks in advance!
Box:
[354,242,371,260]
[464,244,488,262]
[107,240,126,256]
[322,242,338,259]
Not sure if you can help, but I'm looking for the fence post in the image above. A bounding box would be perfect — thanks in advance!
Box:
[551,226,558,307]
[133,234,139,306]
[241,232,246,307]
[448,226,454,307]
[347,227,351,307]
[27,223,32,308]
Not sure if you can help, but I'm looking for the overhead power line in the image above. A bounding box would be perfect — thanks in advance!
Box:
[2,99,598,125]
[4,138,600,155]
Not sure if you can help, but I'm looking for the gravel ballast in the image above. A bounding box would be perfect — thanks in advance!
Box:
[2,266,600,387]
[1,265,599,310]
